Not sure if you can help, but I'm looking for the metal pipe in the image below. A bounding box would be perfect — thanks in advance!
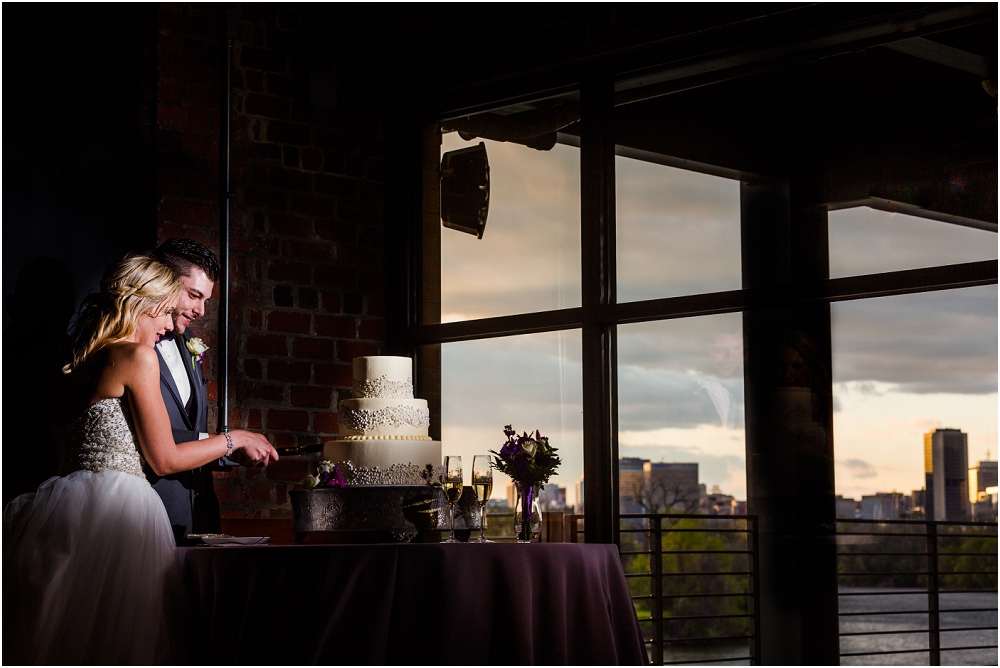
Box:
[217,10,235,434]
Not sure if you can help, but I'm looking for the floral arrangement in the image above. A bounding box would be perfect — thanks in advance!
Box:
[186,336,209,365]
[304,460,346,489]
[490,425,561,484]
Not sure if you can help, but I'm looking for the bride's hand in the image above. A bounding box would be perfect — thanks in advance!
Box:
[231,430,279,466]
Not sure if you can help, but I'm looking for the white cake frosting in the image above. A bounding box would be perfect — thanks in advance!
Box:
[325,356,441,470]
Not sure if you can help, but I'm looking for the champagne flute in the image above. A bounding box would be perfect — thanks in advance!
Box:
[470,455,493,543]
[442,456,463,543]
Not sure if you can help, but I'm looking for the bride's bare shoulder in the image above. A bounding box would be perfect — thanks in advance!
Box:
[104,342,159,371]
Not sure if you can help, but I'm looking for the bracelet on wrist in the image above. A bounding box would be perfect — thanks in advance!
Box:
[223,432,235,459]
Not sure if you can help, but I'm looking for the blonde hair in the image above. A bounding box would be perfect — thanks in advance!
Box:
[64,253,184,373]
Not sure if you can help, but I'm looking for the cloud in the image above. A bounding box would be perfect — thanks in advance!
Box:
[841,458,878,479]
[831,284,997,395]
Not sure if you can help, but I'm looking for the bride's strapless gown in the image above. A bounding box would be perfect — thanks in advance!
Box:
[3,397,181,665]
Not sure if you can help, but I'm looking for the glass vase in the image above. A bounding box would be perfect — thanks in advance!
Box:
[513,482,542,543]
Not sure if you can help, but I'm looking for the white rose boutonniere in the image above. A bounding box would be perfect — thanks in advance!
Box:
[185,337,209,365]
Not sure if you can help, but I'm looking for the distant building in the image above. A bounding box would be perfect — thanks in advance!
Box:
[835,495,858,519]
[969,460,998,521]
[734,501,748,515]
[486,499,509,510]
[911,488,925,513]
[860,493,904,520]
[645,462,700,512]
[701,491,737,515]
[969,460,998,502]
[576,476,584,511]
[924,429,969,521]
[540,483,567,511]
[618,457,648,513]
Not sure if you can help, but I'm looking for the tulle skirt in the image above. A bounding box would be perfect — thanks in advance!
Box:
[3,468,182,665]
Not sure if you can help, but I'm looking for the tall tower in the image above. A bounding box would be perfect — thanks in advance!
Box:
[924,429,969,521]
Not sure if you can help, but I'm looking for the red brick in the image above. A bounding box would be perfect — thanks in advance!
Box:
[315,220,357,244]
[244,190,287,210]
[337,341,378,362]
[292,337,334,360]
[291,386,333,408]
[286,240,334,262]
[314,265,355,289]
[159,200,211,227]
[265,457,309,481]
[320,291,341,313]
[267,260,311,283]
[214,482,234,504]
[246,333,287,356]
[158,79,184,104]
[182,83,216,109]
[247,408,263,430]
[314,315,355,338]
[289,194,335,217]
[237,381,284,403]
[313,412,339,434]
[276,486,288,505]
[301,148,322,170]
[248,309,263,328]
[249,485,273,502]
[270,167,311,192]
[268,360,312,383]
[314,173,360,199]
[245,93,289,119]
[267,311,310,334]
[272,433,296,448]
[314,363,353,387]
[358,318,384,340]
[213,469,239,480]
[269,213,314,237]
[267,409,309,431]
[265,121,311,146]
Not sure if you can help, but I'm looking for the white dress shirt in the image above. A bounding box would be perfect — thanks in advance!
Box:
[157,337,191,407]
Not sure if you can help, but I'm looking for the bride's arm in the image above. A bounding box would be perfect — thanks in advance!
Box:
[121,344,278,476]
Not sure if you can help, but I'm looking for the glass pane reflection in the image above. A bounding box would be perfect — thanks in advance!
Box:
[616,156,741,303]
[831,285,998,508]
[440,330,583,516]
[440,134,581,322]
[617,313,747,509]
[829,207,997,279]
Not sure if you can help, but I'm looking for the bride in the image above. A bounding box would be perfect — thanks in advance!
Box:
[3,253,278,664]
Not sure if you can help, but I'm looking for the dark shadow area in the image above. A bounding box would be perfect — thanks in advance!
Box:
[3,4,157,500]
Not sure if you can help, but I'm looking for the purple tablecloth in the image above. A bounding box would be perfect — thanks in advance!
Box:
[178,543,648,665]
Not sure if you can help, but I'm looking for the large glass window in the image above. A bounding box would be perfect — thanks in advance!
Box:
[618,313,747,506]
[440,330,583,509]
[831,285,998,504]
[829,207,997,279]
[439,134,581,322]
[616,157,742,302]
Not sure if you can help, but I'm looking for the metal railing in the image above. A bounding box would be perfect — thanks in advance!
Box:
[619,513,760,666]
[836,519,998,665]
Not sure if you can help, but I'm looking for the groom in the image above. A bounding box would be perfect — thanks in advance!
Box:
[151,238,230,545]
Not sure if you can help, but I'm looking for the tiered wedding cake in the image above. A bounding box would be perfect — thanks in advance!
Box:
[323,356,441,471]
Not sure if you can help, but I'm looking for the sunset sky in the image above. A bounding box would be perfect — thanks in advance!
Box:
[438,134,997,507]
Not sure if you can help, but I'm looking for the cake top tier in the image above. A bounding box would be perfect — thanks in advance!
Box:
[352,356,414,399]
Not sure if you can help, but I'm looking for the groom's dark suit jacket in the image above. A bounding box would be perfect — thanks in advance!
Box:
[151,332,221,544]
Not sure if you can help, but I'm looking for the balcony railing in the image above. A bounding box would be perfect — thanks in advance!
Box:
[619,513,760,666]
[837,518,998,665]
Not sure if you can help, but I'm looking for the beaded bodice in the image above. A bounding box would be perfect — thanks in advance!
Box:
[59,397,146,479]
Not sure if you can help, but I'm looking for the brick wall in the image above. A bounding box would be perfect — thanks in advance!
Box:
[154,4,385,520]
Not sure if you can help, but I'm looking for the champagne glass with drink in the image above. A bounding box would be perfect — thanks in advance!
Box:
[442,456,463,543]
[470,455,493,543]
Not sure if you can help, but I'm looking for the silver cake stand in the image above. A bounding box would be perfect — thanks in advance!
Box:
[290,485,482,543]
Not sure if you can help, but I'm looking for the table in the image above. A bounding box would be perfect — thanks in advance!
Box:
[178,543,648,665]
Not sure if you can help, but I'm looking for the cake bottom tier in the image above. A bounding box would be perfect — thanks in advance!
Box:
[323,439,442,471]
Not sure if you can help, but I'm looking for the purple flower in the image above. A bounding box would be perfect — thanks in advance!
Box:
[318,467,346,488]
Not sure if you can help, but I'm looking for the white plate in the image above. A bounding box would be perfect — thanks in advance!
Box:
[201,536,270,545]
